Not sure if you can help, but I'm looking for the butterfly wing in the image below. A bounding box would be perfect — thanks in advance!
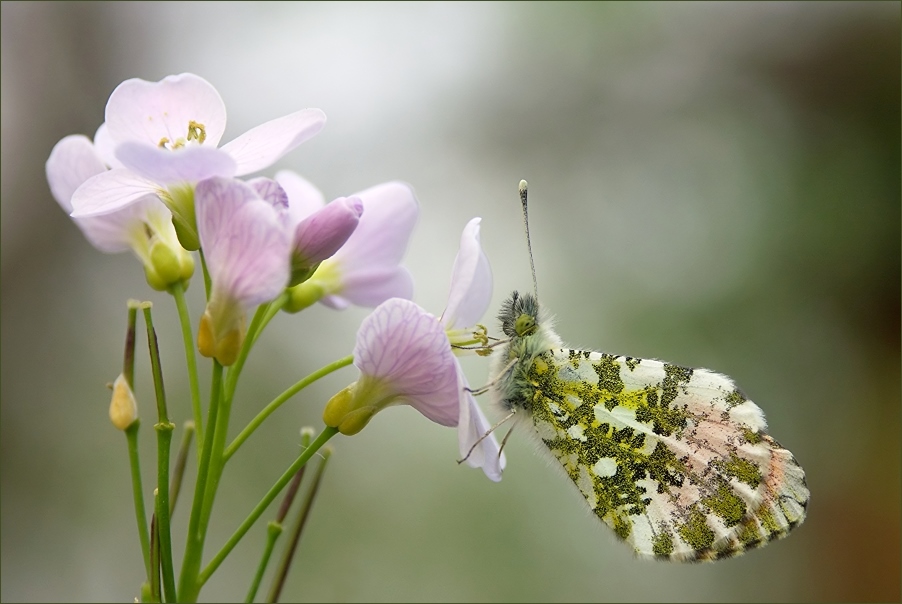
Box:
[525,348,808,561]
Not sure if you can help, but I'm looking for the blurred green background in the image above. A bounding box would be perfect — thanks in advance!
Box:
[2,2,899,602]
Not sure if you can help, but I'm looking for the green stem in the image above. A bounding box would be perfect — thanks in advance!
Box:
[153,486,174,603]
[245,430,312,604]
[199,248,211,301]
[170,282,204,454]
[224,356,353,461]
[125,421,151,582]
[251,293,287,346]
[123,303,138,385]
[169,421,195,516]
[150,502,161,603]
[190,297,291,569]
[198,427,339,586]
[268,448,332,603]
[121,303,149,580]
[246,522,282,604]
[178,361,224,603]
[143,307,176,603]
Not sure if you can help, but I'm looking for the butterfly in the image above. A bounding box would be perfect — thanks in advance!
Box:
[486,182,809,561]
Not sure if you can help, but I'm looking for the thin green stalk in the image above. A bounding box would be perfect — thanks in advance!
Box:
[178,361,224,603]
[245,430,312,604]
[223,294,288,413]
[224,356,353,461]
[169,421,195,516]
[170,282,204,454]
[121,303,150,579]
[199,248,211,301]
[268,447,332,603]
[143,307,176,603]
[125,421,151,581]
[190,297,289,571]
[150,502,161,603]
[250,293,287,347]
[154,491,175,603]
[123,303,138,385]
[246,522,283,604]
[198,427,339,586]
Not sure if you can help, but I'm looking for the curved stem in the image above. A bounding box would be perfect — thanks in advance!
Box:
[224,355,353,461]
[198,427,339,586]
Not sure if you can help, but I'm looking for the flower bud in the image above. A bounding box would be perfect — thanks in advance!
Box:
[142,228,195,291]
[289,196,363,286]
[322,383,380,436]
[109,374,138,430]
[197,298,245,366]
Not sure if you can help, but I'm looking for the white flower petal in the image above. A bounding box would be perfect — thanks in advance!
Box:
[333,181,418,270]
[222,108,326,177]
[78,196,172,254]
[275,170,326,226]
[70,168,161,218]
[442,217,493,329]
[457,364,506,482]
[105,73,227,147]
[339,266,414,308]
[115,142,236,185]
[93,123,122,168]
[46,135,107,212]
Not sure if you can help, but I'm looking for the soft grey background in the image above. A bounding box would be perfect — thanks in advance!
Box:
[2,2,899,602]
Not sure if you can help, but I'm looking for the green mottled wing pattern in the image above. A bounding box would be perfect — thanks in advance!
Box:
[524,349,808,561]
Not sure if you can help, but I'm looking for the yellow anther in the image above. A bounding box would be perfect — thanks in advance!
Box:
[187,120,206,144]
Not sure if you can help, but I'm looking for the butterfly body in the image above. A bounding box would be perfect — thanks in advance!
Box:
[491,290,809,562]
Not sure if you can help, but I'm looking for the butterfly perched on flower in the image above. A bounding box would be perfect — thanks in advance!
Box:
[486,181,808,561]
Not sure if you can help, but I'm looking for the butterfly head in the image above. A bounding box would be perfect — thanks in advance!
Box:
[499,290,539,339]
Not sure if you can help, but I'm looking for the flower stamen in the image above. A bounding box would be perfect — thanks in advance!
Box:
[186,120,206,144]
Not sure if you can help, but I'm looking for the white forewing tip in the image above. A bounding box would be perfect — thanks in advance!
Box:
[519,180,528,194]
[729,400,767,431]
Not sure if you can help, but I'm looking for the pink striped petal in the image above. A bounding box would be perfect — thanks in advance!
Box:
[195,177,290,307]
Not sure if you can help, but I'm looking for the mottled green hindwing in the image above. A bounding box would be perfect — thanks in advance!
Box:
[491,292,808,562]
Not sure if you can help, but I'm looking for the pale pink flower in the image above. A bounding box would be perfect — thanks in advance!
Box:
[194,177,291,365]
[278,171,417,311]
[69,73,325,250]
[441,218,505,482]
[250,173,363,286]
[323,298,460,435]
[46,134,193,289]
[324,219,503,481]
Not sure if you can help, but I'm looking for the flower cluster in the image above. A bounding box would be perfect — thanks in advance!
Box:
[47,73,503,480]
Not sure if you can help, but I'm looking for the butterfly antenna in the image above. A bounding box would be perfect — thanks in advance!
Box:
[519,180,539,302]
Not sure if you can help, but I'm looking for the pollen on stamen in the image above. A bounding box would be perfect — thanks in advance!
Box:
[187,120,206,144]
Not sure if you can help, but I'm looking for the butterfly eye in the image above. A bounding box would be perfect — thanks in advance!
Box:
[514,313,537,337]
